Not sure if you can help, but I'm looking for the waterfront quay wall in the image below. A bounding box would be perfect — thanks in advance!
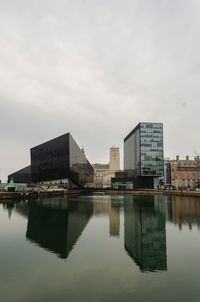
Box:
[107,189,200,198]
[0,192,38,201]
[1,189,200,202]
[0,190,82,202]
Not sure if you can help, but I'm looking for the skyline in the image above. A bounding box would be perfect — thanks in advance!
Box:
[0,0,200,181]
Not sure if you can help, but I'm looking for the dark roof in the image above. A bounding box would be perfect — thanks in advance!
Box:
[124,122,163,142]
[31,132,70,150]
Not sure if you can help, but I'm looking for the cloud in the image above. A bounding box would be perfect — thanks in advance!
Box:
[0,0,200,180]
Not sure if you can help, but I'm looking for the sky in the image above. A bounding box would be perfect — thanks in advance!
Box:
[0,0,200,181]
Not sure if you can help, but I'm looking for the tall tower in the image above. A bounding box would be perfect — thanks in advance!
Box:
[109,147,120,171]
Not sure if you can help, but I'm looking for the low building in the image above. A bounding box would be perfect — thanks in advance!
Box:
[0,182,7,192]
[171,155,200,189]
[92,164,110,188]
[111,178,134,190]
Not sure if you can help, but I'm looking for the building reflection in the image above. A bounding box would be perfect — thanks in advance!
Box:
[92,195,122,237]
[3,202,14,219]
[124,195,167,272]
[166,196,200,230]
[16,197,93,259]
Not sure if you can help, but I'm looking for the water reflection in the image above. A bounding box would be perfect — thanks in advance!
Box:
[92,195,122,237]
[8,194,200,273]
[166,196,200,230]
[17,198,93,259]
[124,195,167,272]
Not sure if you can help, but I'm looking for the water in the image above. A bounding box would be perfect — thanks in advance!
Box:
[1,194,200,302]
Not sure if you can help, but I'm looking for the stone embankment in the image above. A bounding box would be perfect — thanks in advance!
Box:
[0,189,82,201]
[1,189,200,202]
[0,192,38,201]
[108,189,200,198]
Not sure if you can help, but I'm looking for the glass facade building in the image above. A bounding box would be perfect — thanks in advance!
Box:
[30,133,94,187]
[124,122,164,188]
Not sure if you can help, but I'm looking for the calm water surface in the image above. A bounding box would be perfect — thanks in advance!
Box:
[1,194,200,302]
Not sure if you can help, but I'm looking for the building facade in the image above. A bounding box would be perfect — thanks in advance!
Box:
[124,122,164,189]
[171,155,200,189]
[31,133,93,187]
[164,158,171,186]
[8,165,32,184]
[8,133,93,188]
[92,147,120,188]
[109,147,120,171]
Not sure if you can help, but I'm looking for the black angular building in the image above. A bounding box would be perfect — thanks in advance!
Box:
[31,133,93,187]
[8,133,94,188]
[8,165,32,184]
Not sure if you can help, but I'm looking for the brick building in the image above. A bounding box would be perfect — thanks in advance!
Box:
[171,155,200,189]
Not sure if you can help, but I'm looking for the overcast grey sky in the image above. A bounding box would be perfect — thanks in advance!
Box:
[0,0,200,181]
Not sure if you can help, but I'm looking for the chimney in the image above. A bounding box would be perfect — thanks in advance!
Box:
[176,155,179,161]
[186,155,189,161]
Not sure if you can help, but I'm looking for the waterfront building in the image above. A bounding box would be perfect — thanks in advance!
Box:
[0,182,7,192]
[111,178,134,190]
[124,122,164,189]
[92,163,110,188]
[8,133,93,188]
[111,171,134,189]
[8,165,32,184]
[170,155,200,189]
[31,133,93,188]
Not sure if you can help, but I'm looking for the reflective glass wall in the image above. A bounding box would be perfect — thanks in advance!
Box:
[31,133,70,183]
[140,123,164,176]
[124,122,164,178]
[124,125,140,177]
[31,133,93,187]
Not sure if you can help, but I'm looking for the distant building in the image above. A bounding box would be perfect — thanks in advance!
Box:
[124,122,164,189]
[92,147,120,188]
[171,155,200,189]
[92,163,110,188]
[109,147,120,171]
[164,158,171,186]
[0,182,7,192]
